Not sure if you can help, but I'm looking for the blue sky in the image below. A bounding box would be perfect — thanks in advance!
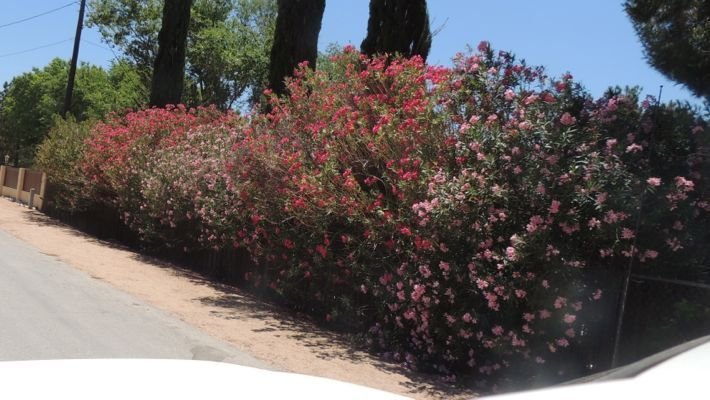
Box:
[0,0,702,106]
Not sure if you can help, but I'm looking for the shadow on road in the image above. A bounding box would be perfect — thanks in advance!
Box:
[21,206,476,399]
[191,282,475,398]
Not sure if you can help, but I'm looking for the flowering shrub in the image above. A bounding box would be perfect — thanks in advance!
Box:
[229,45,707,378]
[233,47,616,377]
[82,105,240,247]
[73,44,708,382]
[222,51,456,318]
[133,123,245,249]
[590,90,709,278]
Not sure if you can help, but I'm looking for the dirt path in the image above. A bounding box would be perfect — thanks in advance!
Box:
[0,198,475,399]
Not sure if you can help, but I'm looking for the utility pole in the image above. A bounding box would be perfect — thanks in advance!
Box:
[63,0,87,118]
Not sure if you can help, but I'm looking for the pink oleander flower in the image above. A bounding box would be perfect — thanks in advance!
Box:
[596,192,608,205]
[477,40,490,52]
[622,228,635,240]
[674,176,695,191]
[411,284,426,302]
[626,143,643,153]
[518,121,533,131]
[462,313,474,323]
[644,249,659,259]
[511,335,526,347]
[646,177,661,187]
[403,309,416,320]
[524,94,539,105]
[588,218,601,229]
[560,112,576,126]
[527,215,545,233]
[554,296,567,309]
[505,246,517,260]
[485,292,499,310]
[666,237,683,252]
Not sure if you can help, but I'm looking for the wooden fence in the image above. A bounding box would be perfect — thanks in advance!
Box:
[0,165,47,210]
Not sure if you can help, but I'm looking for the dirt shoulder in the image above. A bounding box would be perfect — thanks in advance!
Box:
[0,198,475,399]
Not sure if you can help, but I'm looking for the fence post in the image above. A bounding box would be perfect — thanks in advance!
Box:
[39,172,47,210]
[16,168,26,203]
[29,188,36,209]
[0,165,6,189]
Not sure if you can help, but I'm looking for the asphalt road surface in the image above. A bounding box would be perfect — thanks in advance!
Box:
[0,228,270,368]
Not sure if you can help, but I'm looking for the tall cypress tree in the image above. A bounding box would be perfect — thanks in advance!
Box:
[150,0,193,107]
[268,0,326,97]
[361,0,432,61]
[625,0,710,99]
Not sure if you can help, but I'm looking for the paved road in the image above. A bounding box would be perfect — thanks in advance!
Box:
[0,228,270,368]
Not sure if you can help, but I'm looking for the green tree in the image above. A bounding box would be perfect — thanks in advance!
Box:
[187,0,276,107]
[361,0,432,61]
[0,59,145,166]
[87,0,162,82]
[88,0,276,108]
[35,116,96,212]
[625,0,710,99]
[150,0,193,107]
[268,0,325,97]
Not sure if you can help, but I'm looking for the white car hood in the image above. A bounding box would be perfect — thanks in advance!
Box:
[484,339,710,399]
[0,359,412,399]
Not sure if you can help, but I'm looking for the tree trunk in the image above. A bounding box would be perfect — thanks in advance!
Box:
[361,0,432,60]
[150,0,193,107]
[268,0,326,97]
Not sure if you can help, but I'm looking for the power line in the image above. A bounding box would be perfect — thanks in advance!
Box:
[0,2,78,29]
[0,37,118,61]
[82,39,118,57]
[82,39,110,52]
[0,38,74,58]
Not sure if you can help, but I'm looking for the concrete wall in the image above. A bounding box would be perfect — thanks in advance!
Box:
[0,166,46,210]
